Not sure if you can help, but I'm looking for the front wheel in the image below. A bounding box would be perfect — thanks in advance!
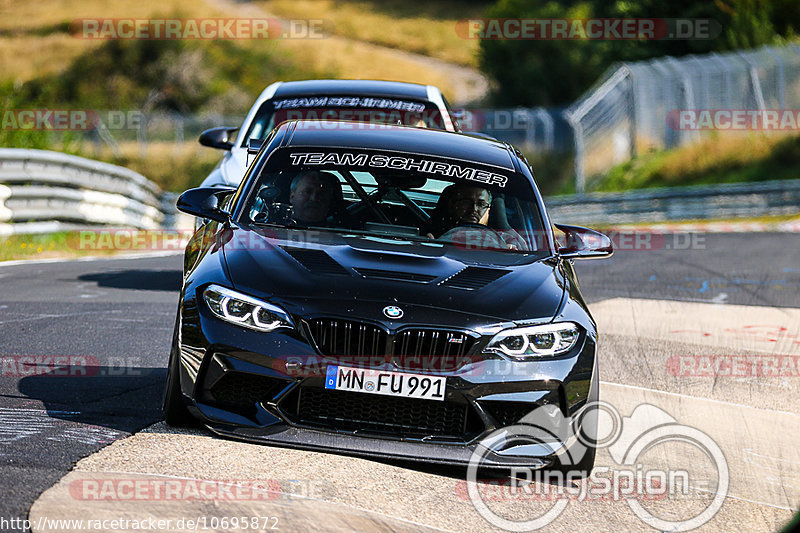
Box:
[163,314,196,427]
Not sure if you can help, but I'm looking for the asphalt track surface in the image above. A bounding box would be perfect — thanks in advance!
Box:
[0,233,798,532]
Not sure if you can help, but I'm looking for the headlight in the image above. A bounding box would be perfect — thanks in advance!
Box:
[203,285,293,332]
[485,322,580,358]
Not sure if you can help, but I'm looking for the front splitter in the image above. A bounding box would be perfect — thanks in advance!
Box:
[205,422,553,470]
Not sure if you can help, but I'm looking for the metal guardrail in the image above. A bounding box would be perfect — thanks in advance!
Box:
[1,148,797,235]
[0,149,177,235]
[545,179,800,226]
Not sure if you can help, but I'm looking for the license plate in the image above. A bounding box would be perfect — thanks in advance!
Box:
[324,365,445,401]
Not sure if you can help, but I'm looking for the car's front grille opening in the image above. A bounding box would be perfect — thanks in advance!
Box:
[208,372,288,410]
[481,401,539,427]
[307,318,388,356]
[306,320,476,364]
[283,386,483,441]
[394,329,474,357]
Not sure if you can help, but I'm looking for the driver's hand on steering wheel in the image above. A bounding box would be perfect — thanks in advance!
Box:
[431,226,519,249]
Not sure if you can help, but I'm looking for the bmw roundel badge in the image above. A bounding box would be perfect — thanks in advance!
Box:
[383,305,404,319]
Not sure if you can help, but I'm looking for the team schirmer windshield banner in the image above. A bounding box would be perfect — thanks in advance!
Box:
[287,152,509,187]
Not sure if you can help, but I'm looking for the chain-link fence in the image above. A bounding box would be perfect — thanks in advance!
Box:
[456,108,573,153]
[82,112,246,158]
[85,108,575,158]
[73,44,800,194]
[565,43,800,193]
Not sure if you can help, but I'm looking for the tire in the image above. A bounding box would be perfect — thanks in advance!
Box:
[551,359,600,479]
[556,438,596,479]
[163,313,197,427]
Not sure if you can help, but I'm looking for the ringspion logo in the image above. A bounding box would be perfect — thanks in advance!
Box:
[466,401,728,531]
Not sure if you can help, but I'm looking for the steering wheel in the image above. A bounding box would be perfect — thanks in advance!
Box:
[437,223,509,249]
[252,202,293,225]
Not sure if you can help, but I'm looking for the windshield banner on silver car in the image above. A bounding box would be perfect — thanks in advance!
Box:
[273,97,427,112]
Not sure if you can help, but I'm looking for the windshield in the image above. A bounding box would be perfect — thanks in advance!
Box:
[240,148,549,253]
[242,97,447,145]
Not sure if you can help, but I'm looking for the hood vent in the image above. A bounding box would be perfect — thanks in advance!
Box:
[439,266,510,290]
[353,268,437,284]
[281,247,349,275]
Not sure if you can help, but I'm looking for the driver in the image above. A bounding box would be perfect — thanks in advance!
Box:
[425,183,492,239]
[448,185,492,226]
[289,170,341,226]
[425,183,528,250]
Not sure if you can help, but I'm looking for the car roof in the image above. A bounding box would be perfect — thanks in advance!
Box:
[272,79,432,100]
[279,120,516,171]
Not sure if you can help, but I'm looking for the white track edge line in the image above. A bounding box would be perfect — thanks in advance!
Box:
[601,381,800,418]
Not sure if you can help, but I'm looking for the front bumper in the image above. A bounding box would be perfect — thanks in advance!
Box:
[176,302,597,468]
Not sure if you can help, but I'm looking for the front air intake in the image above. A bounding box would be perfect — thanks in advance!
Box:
[439,266,510,290]
[281,247,349,275]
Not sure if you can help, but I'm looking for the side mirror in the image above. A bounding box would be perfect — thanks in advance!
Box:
[555,223,613,259]
[199,127,238,150]
[177,187,235,223]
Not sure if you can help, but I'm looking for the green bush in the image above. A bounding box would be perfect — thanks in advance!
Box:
[480,0,799,106]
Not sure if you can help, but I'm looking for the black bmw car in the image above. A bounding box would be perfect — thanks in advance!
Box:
[165,119,612,472]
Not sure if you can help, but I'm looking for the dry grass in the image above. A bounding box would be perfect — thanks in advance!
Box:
[0,35,98,82]
[0,0,223,82]
[656,132,790,179]
[276,36,458,96]
[0,0,464,97]
[0,0,220,31]
[74,140,222,192]
[261,0,484,67]
[597,131,800,192]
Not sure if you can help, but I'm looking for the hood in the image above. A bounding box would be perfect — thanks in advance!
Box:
[221,227,565,327]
